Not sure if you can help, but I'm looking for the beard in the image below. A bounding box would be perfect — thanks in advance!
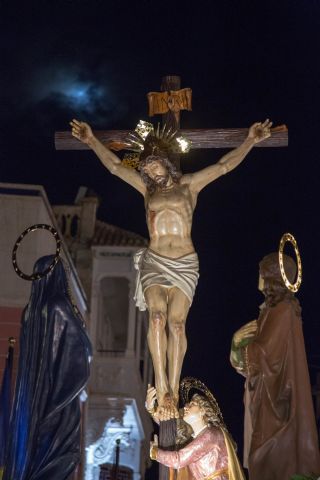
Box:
[154,174,169,188]
[140,159,176,194]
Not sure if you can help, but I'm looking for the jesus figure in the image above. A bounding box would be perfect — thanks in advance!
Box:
[70,118,272,408]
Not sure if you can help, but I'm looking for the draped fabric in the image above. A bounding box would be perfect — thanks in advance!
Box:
[156,426,245,480]
[232,300,320,480]
[133,248,199,311]
[3,256,92,480]
[0,343,14,472]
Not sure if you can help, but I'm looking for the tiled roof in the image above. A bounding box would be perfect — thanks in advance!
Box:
[92,220,148,247]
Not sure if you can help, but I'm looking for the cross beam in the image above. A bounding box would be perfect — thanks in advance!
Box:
[55,127,288,151]
[55,74,288,153]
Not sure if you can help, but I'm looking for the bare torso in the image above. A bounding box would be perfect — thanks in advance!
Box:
[71,118,270,407]
[145,179,197,258]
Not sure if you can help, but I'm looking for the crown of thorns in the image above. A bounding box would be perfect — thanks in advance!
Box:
[120,120,191,169]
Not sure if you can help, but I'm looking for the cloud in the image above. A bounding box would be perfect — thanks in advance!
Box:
[10,63,128,128]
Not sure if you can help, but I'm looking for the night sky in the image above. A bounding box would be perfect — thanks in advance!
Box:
[1,0,320,461]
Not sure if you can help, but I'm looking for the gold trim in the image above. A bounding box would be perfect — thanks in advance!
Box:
[12,224,61,281]
[121,119,191,169]
[203,467,228,479]
[278,232,302,292]
[222,429,246,480]
[150,445,158,461]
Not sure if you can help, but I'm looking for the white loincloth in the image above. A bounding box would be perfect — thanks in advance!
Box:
[133,248,199,311]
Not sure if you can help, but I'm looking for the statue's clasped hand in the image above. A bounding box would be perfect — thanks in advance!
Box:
[157,404,179,422]
[150,434,159,460]
[233,320,258,348]
[145,384,157,414]
[145,385,179,421]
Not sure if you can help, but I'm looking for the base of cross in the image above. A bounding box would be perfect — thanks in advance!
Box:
[150,377,246,480]
[158,419,178,480]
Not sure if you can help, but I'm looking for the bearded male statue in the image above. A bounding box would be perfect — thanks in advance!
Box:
[71,118,272,408]
[230,253,320,480]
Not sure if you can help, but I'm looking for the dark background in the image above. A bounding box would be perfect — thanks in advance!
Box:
[1,0,320,468]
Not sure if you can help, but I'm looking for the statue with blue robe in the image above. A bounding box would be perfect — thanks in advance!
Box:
[3,255,92,480]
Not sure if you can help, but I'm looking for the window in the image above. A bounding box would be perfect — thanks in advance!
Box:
[97,277,129,353]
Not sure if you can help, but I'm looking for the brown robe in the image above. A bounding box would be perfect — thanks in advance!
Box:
[233,300,320,480]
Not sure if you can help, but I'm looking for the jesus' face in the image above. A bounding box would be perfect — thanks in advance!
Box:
[142,157,170,188]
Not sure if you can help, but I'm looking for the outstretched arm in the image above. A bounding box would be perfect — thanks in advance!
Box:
[189,120,272,193]
[70,119,146,196]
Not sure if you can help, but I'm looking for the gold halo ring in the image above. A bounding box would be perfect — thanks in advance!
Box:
[180,377,226,430]
[12,224,61,281]
[278,232,302,292]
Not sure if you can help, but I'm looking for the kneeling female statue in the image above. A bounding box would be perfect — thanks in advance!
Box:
[146,378,245,480]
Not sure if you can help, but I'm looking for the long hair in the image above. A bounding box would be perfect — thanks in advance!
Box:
[139,155,182,195]
[259,252,301,314]
[176,393,227,446]
[176,418,193,447]
[191,394,227,429]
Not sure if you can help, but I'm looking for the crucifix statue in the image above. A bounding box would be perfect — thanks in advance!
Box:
[57,75,287,410]
[69,127,273,409]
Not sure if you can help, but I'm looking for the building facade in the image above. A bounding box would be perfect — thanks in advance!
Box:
[53,189,154,480]
[0,183,153,480]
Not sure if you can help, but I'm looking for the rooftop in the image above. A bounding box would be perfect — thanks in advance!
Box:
[92,220,148,248]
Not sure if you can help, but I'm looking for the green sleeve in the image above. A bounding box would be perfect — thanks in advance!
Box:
[230,337,252,375]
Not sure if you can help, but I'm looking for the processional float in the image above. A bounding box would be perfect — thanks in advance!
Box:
[5,75,317,480]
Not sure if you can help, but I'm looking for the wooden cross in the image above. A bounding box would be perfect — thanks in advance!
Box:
[55,75,288,170]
